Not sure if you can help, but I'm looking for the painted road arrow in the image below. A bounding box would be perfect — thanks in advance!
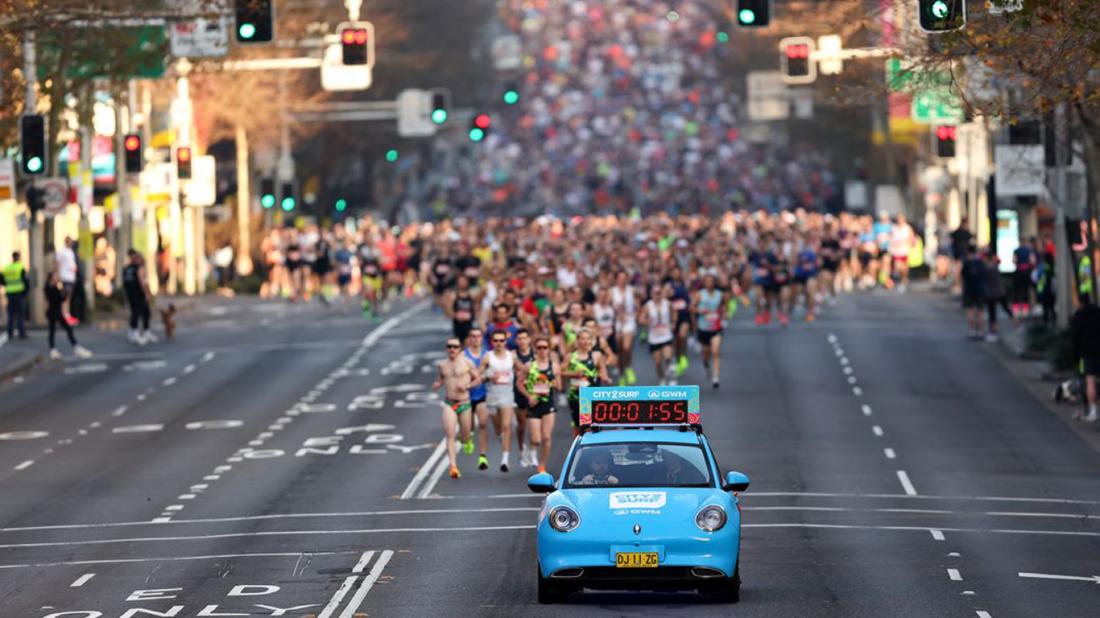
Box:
[1019,572,1100,584]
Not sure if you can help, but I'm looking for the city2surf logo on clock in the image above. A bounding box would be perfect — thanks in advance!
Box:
[609,491,667,510]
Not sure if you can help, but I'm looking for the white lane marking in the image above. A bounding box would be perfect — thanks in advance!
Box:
[417,455,451,499]
[872,425,884,437]
[190,484,208,491]
[152,517,172,523]
[14,460,34,471]
[897,470,918,496]
[1017,572,1100,584]
[12,522,1100,551]
[318,550,374,618]
[986,511,1096,519]
[861,404,872,416]
[164,505,184,512]
[976,612,993,618]
[884,448,896,459]
[843,367,853,375]
[853,386,863,396]
[0,431,49,440]
[111,405,128,417]
[400,438,447,500]
[930,529,946,541]
[214,465,232,473]
[64,363,108,374]
[178,494,195,500]
[948,568,962,581]
[827,334,837,343]
[949,552,961,557]
[70,573,95,587]
[201,351,216,362]
[0,333,7,348]
[136,394,146,401]
[847,376,857,385]
[163,377,177,386]
[112,424,164,434]
[339,550,394,618]
[203,475,220,481]
[0,550,354,571]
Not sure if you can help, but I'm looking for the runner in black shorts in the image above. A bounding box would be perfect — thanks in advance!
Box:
[512,328,535,468]
[448,276,477,341]
[518,336,561,473]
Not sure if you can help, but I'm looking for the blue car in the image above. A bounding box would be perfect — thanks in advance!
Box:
[527,425,750,603]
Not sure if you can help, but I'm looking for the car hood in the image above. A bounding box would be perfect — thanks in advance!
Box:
[557,487,731,527]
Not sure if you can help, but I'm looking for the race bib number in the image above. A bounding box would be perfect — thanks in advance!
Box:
[493,373,512,385]
[571,378,590,388]
[464,267,479,278]
[672,299,687,311]
[650,325,672,341]
[454,310,472,322]
[533,382,551,395]
[705,311,720,329]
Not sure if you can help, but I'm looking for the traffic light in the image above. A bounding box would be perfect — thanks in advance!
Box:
[385,149,399,163]
[430,90,449,125]
[260,178,276,209]
[176,146,192,179]
[780,37,815,84]
[935,125,957,158]
[469,113,491,142]
[280,182,296,211]
[736,0,771,27]
[123,133,143,174]
[235,0,273,43]
[19,115,46,176]
[341,27,369,65]
[335,198,348,212]
[502,83,520,106]
[918,0,965,32]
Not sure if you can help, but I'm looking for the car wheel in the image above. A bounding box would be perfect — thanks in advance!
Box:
[715,563,740,603]
[537,565,562,604]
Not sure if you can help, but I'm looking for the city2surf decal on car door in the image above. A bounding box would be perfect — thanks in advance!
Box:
[610,491,667,515]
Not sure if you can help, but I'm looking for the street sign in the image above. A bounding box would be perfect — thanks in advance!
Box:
[185,156,217,207]
[746,71,789,121]
[994,145,1045,196]
[911,89,964,123]
[39,178,70,216]
[0,159,15,201]
[987,0,1023,14]
[817,35,843,75]
[170,17,230,58]
[397,89,437,137]
[492,34,522,71]
[321,43,372,91]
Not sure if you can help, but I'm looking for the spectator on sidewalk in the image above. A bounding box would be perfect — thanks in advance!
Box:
[961,243,986,339]
[122,249,156,345]
[56,237,79,325]
[2,251,29,340]
[1070,292,1100,423]
[1012,238,1037,319]
[44,271,91,360]
[982,250,1013,343]
[1035,253,1056,325]
[951,218,974,295]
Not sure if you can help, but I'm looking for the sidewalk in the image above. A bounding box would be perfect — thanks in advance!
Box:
[920,281,1100,452]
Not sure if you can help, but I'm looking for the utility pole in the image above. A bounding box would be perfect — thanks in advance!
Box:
[1053,103,1073,329]
[23,31,45,327]
[235,123,253,276]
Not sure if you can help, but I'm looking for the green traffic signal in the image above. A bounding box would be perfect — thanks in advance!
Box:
[930,0,949,18]
[468,128,485,142]
[25,156,43,174]
[738,9,755,24]
[503,90,520,105]
[431,109,449,125]
[261,194,276,209]
[335,199,348,212]
[716,31,730,44]
[385,149,399,162]
[238,23,257,40]
[281,197,295,211]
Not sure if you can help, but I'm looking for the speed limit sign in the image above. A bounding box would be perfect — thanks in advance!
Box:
[38,177,69,216]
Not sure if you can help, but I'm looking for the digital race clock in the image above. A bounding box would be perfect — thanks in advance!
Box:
[579,386,701,426]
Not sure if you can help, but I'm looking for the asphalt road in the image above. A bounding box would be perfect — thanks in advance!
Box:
[0,289,1097,617]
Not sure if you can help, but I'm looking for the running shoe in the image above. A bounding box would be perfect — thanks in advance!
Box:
[618,376,628,386]
[712,379,719,390]
[537,465,547,474]
[49,348,63,360]
[778,313,790,327]
[754,314,765,326]
[462,439,475,455]
[74,345,92,358]
[676,355,689,376]
[805,313,816,323]
[477,454,489,470]
[625,367,637,385]
[763,311,772,324]
[449,466,461,479]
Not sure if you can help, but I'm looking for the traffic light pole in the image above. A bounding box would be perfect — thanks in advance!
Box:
[22,31,46,327]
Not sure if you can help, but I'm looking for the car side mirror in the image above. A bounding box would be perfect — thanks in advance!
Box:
[723,471,750,493]
[527,472,556,493]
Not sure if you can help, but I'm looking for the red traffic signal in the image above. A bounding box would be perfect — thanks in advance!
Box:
[935,125,957,157]
[474,113,492,130]
[935,125,957,141]
[177,146,193,179]
[785,44,810,59]
[123,133,143,173]
[342,28,369,65]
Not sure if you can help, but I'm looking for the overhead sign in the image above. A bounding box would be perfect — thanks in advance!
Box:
[38,177,70,216]
[911,89,964,123]
[746,71,789,121]
[994,144,1045,197]
[321,43,372,92]
[0,158,15,201]
[170,17,230,58]
[397,89,437,137]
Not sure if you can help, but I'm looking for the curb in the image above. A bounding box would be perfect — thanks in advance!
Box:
[0,352,43,383]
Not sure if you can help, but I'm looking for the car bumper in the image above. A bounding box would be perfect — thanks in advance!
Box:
[537,525,740,585]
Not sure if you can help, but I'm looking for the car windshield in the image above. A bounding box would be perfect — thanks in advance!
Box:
[564,442,713,488]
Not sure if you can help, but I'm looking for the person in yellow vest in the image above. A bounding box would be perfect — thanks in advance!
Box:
[2,252,30,340]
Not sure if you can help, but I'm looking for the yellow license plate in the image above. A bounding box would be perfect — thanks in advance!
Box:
[615,552,659,568]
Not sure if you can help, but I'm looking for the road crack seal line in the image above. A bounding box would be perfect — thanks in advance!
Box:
[150,302,425,522]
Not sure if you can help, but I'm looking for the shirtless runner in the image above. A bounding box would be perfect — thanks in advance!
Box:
[433,336,481,479]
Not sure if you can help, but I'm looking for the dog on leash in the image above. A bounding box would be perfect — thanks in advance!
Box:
[159,303,177,341]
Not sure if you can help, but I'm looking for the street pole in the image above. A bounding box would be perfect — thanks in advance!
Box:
[1054,103,1072,329]
[23,31,45,327]
[140,81,157,295]
[235,123,253,276]
[79,121,95,314]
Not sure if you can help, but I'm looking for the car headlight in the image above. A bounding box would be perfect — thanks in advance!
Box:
[548,506,580,532]
[695,505,727,532]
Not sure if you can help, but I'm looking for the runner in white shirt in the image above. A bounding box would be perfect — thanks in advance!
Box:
[610,271,638,385]
[639,281,677,385]
[480,331,527,472]
[889,214,915,292]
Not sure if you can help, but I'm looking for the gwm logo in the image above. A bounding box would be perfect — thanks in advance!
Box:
[609,492,667,509]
